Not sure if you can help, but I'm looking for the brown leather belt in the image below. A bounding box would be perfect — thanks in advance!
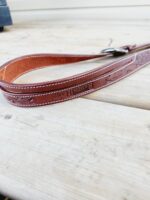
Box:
[0,43,150,107]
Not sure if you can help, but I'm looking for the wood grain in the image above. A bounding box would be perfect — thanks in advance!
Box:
[0,98,150,200]
[8,0,150,11]
[0,9,150,200]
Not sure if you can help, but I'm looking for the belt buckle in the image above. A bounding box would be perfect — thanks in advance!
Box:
[101,47,129,57]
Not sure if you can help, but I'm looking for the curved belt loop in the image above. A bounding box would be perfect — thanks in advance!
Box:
[0,43,150,107]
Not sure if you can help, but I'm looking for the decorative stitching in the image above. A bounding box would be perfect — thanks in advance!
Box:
[1,48,150,107]
[13,58,147,108]
[7,89,95,107]
[1,53,98,88]
[2,55,134,90]
[7,63,141,108]
[4,56,136,99]
[4,55,140,109]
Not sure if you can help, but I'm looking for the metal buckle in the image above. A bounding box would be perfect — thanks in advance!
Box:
[101,47,129,57]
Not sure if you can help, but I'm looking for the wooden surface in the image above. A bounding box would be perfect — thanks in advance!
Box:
[7,0,150,11]
[0,8,150,200]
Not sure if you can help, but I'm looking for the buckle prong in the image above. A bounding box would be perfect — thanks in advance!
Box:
[101,47,129,57]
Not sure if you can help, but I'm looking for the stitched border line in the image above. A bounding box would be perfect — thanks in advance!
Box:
[2,55,134,90]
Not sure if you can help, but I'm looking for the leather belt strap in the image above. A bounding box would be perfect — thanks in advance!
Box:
[0,43,150,107]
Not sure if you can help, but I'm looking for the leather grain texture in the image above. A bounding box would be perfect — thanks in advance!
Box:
[0,43,150,107]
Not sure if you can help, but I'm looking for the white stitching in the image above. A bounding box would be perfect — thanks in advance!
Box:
[7,65,137,108]
[4,55,139,108]
[2,55,134,90]
[1,53,99,89]
[4,52,150,107]
[17,56,147,108]
[7,89,95,107]
[4,56,136,99]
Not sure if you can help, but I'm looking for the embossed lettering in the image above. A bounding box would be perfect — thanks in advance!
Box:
[70,83,93,96]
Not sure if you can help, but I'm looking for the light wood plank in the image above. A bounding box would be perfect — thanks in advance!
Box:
[0,98,150,200]
[9,6,150,20]
[8,0,150,11]
[0,10,150,200]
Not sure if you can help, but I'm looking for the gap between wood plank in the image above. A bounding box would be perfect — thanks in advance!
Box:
[82,96,150,111]
[10,4,150,12]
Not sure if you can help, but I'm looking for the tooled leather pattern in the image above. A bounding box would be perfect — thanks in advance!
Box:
[1,45,150,107]
[135,50,150,66]
[7,96,34,105]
